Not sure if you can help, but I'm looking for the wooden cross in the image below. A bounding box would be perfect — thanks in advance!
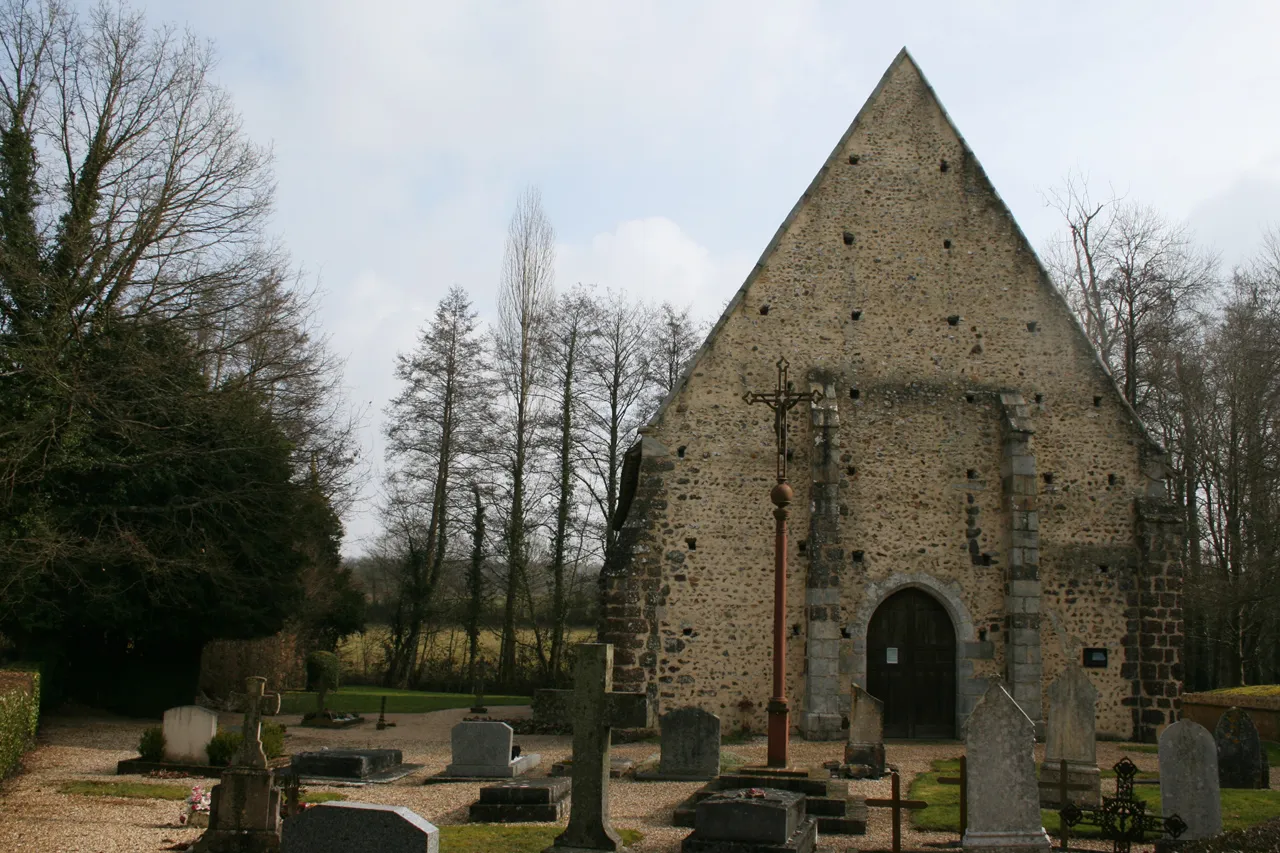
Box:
[1037,758,1095,851]
[865,770,928,853]
[938,755,967,840]
[543,643,652,853]
[234,676,280,770]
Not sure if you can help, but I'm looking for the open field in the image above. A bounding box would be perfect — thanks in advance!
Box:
[279,685,530,715]
[337,625,596,683]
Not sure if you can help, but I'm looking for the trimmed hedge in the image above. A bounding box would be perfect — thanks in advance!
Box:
[0,667,41,780]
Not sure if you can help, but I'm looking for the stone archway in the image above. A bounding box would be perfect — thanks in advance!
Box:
[846,572,990,737]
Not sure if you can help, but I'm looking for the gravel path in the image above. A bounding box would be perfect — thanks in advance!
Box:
[0,708,1244,853]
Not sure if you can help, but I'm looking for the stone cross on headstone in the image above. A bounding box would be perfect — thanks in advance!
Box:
[235,676,281,769]
[543,643,652,853]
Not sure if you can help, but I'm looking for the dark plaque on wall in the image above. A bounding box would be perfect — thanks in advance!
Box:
[1082,647,1108,668]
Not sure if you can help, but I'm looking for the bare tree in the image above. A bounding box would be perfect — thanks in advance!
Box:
[580,290,653,556]
[543,286,594,678]
[645,301,704,405]
[492,186,555,684]
[382,286,489,686]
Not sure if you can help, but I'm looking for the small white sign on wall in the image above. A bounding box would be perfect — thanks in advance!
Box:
[886,647,898,664]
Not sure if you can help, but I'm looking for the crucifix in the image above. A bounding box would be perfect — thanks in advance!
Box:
[543,643,652,853]
[742,357,822,768]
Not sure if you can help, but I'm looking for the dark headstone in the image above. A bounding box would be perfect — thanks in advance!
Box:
[1215,706,1271,789]
[292,749,403,780]
[470,778,571,822]
[658,707,721,780]
[682,789,816,853]
[282,801,438,853]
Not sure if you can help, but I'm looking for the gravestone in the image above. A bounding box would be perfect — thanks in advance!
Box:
[843,683,885,778]
[444,720,539,778]
[470,777,571,822]
[163,705,219,765]
[1038,665,1100,807]
[656,707,720,780]
[541,642,652,853]
[962,684,1050,853]
[1214,706,1271,789]
[282,801,438,853]
[1159,719,1222,841]
[192,676,283,853]
[682,788,816,853]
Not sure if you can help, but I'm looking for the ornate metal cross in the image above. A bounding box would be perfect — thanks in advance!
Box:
[743,358,823,484]
[741,357,822,768]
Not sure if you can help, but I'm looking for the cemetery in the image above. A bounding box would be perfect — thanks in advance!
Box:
[4,5,1280,853]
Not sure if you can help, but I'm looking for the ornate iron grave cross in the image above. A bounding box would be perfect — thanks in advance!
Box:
[1059,757,1186,853]
[742,357,822,768]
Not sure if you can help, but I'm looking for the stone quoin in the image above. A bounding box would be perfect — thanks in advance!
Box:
[599,47,1184,741]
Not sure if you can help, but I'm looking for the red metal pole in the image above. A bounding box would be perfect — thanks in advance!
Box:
[767,480,793,768]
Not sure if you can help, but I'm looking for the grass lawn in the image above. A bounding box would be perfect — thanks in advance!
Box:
[439,826,641,853]
[58,780,343,804]
[910,759,1280,838]
[1204,685,1280,699]
[279,685,531,715]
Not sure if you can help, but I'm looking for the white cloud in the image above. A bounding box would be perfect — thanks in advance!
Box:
[558,217,751,314]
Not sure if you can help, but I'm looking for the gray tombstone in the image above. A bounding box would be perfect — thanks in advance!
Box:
[1038,665,1100,806]
[1159,719,1222,841]
[444,720,539,778]
[658,707,720,780]
[844,684,885,777]
[162,705,218,764]
[962,684,1050,853]
[1214,706,1271,789]
[282,801,438,853]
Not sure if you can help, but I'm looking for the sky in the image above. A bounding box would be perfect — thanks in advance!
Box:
[133,0,1280,556]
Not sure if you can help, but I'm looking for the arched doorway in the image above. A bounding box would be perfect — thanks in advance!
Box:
[867,587,957,738]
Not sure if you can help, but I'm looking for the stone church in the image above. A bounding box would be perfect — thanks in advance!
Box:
[601,50,1183,742]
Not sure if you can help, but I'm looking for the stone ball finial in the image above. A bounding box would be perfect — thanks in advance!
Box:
[770,481,793,507]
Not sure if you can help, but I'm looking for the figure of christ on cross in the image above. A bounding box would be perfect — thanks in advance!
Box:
[742,357,822,768]
[543,643,652,853]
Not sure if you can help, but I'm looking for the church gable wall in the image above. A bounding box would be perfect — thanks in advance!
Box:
[601,52,1181,740]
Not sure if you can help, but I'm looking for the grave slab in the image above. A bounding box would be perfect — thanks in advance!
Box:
[681,788,816,853]
[282,801,438,853]
[291,748,423,784]
[469,778,571,823]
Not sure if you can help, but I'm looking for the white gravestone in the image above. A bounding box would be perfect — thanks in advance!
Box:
[444,721,539,778]
[1159,720,1222,841]
[963,684,1050,853]
[162,705,219,764]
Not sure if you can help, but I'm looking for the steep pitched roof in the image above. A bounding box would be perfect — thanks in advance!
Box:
[644,48,1164,455]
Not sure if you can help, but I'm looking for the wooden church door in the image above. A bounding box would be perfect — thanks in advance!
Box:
[866,588,957,738]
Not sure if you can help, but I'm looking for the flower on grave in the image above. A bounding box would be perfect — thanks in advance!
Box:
[187,785,211,813]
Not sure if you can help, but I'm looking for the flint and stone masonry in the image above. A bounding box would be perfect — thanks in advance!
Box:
[600,49,1183,741]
